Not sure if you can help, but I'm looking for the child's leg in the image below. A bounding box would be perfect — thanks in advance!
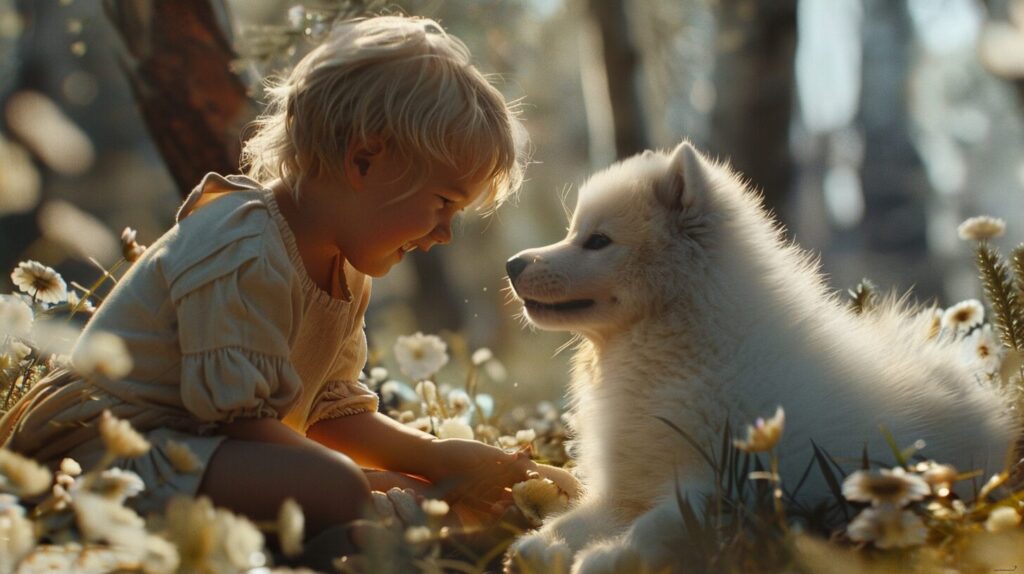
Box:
[197,438,371,537]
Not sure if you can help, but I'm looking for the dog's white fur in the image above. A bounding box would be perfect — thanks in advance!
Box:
[506,142,1019,573]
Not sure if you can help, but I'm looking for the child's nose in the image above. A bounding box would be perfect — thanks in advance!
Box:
[422,223,452,252]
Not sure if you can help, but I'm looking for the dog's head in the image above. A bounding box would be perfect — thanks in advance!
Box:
[507,141,749,338]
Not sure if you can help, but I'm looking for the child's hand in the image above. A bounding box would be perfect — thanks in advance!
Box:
[427,438,536,511]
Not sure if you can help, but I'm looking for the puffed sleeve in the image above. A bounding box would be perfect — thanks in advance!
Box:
[168,224,304,424]
[303,282,379,432]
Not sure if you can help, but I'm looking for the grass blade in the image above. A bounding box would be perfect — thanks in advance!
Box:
[657,415,716,470]
[811,440,849,522]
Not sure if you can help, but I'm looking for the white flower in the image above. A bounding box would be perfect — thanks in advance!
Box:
[941,299,984,334]
[842,467,930,507]
[60,458,82,477]
[415,380,438,405]
[484,359,508,382]
[498,435,519,449]
[958,215,1006,241]
[141,535,181,574]
[471,347,493,366]
[915,461,958,497]
[369,366,388,382]
[406,416,435,434]
[447,389,472,416]
[86,467,146,502]
[733,407,785,452]
[0,447,53,497]
[0,340,31,370]
[394,332,449,380]
[165,440,202,474]
[0,503,35,571]
[67,290,95,313]
[11,260,67,303]
[120,227,147,262]
[165,495,266,572]
[962,324,1002,373]
[72,490,148,550]
[73,331,133,380]
[287,4,306,28]
[421,498,449,517]
[99,410,150,458]
[437,418,474,440]
[985,506,1022,533]
[847,506,928,548]
[516,429,537,445]
[404,525,432,544]
[278,498,304,558]
[0,294,33,338]
[512,478,570,527]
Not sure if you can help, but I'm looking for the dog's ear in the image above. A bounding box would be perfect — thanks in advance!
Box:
[655,141,706,213]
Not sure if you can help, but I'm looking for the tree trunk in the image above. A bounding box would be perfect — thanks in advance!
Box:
[708,0,798,221]
[103,0,254,196]
[580,0,649,165]
[857,0,937,296]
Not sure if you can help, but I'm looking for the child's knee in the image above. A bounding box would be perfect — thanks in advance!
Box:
[306,451,371,532]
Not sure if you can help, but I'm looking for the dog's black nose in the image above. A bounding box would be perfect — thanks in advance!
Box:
[506,256,528,283]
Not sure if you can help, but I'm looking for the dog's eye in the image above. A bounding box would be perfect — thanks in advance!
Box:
[582,233,612,250]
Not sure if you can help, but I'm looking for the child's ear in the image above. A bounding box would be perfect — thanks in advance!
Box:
[344,137,387,190]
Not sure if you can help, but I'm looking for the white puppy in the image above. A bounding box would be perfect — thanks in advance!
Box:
[504,142,1019,573]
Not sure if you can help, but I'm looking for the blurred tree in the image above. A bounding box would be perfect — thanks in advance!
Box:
[579,0,649,165]
[708,0,797,222]
[103,0,254,196]
[857,0,931,290]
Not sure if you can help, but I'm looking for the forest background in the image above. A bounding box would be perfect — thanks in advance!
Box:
[1,0,1023,407]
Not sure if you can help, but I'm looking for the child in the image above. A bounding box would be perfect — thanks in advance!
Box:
[0,14,576,566]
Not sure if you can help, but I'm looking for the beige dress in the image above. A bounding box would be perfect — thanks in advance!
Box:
[0,173,379,515]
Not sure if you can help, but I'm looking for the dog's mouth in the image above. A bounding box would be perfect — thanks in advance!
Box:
[523,298,595,313]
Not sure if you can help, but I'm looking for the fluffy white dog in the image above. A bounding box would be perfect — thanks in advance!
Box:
[504,141,1020,573]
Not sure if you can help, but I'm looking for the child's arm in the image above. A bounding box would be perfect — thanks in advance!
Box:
[308,412,535,502]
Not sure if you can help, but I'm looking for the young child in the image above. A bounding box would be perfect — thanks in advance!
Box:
[0,14,575,566]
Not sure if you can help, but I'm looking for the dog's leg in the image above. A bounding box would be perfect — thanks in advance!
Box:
[570,498,689,574]
[506,498,630,573]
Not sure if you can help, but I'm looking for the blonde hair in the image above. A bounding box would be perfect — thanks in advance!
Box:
[241,15,528,213]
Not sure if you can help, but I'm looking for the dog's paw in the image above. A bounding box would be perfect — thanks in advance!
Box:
[570,540,644,574]
[504,533,572,574]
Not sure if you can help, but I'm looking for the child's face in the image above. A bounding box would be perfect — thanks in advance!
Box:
[340,151,489,277]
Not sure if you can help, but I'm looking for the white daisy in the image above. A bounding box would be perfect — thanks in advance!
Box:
[842,467,930,507]
[941,299,984,334]
[0,503,35,571]
[72,490,148,549]
[404,525,432,544]
[60,457,82,477]
[733,407,785,453]
[98,410,150,458]
[0,294,33,338]
[0,447,53,497]
[164,440,202,474]
[962,324,1002,374]
[394,332,449,381]
[278,498,304,558]
[120,227,146,262]
[847,506,928,549]
[985,506,1022,533]
[369,366,388,383]
[414,380,438,405]
[512,478,570,527]
[914,461,958,497]
[72,330,133,380]
[471,347,493,366]
[421,498,449,517]
[85,467,145,503]
[11,260,67,303]
[516,429,537,445]
[957,215,1006,241]
[437,418,474,440]
[447,389,472,416]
